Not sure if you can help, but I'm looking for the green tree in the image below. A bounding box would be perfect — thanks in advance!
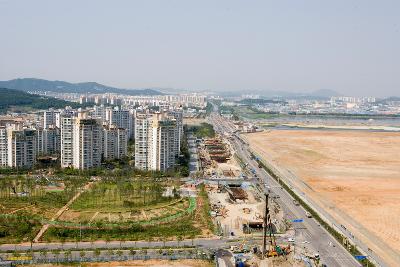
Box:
[177,235,183,247]
[53,250,60,263]
[64,250,72,261]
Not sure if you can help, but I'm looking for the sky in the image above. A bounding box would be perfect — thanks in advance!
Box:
[0,0,399,97]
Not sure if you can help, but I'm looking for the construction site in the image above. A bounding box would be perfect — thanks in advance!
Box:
[207,183,286,238]
[193,133,319,266]
[198,136,243,179]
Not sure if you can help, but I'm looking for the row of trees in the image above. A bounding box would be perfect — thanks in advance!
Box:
[10,247,212,265]
[45,214,200,242]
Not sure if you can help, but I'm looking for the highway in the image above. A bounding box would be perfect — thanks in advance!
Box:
[208,111,362,267]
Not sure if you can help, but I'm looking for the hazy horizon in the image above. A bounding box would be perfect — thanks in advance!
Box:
[1,0,399,97]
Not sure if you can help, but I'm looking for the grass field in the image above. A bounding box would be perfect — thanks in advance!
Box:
[0,175,214,243]
[70,180,171,212]
[0,176,88,244]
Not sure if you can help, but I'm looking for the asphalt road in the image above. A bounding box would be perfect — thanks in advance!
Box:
[0,248,211,265]
[209,112,362,267]
[0,238,232,252]
[215,249,234,267]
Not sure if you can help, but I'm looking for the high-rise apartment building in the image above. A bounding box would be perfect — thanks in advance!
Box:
[92,105,107,122]
[106,107,133,139]
[72,117,102,169]
[168,109,183,157]
[134,112,153,170]
[43,109,60,129]
[103,125,128,160]
[60,114,74,168]
[37,126,61,155]
[7,129,37,169]
[134,112,179,172]
[148,113,177,171]
[0,126,8,167]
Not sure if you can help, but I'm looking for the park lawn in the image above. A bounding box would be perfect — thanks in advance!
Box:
[0,212,42,244]
[43,215,201,242]
[60,198,191,224]
[70,180,178,213]
[196,185,214,235]
[0,191,73,220]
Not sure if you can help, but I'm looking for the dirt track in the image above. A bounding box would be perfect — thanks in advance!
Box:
[245,129,400,264]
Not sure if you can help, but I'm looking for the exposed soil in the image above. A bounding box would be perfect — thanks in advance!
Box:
[245,129,400,265]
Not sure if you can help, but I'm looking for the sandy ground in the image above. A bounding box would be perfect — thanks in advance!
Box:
[183,118,206,126]
[208,190,264,236]
[245,129,400,265]
[26,259,213,267]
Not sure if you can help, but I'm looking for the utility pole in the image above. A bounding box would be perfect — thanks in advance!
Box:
[262,193,269,259]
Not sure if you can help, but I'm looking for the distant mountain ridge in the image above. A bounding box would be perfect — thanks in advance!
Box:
[0,78,162,95]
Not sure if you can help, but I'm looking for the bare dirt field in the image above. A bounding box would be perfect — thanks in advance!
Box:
[244,129,400,265]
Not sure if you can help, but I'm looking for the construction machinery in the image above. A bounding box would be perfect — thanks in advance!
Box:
[263,194,291,258]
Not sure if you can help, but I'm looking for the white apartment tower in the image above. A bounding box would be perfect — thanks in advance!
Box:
[60,114,74,168]
[0,127,8,167]
[134,112,178,172]
[37,126,61,155]
[168,109,183,157]
[148,113,177,171]
[7,129,37,169]
[103,125,128,160]
[72,117,102,169]
[134,113,152,170]
[43,109,60,129]
[92,105,107,122]
[106,107,133,139]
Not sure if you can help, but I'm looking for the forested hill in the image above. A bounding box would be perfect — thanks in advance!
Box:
[0,78,162,95]
[0,88,83,113]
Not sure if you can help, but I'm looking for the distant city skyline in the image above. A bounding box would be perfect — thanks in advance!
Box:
[1,0,399,97]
